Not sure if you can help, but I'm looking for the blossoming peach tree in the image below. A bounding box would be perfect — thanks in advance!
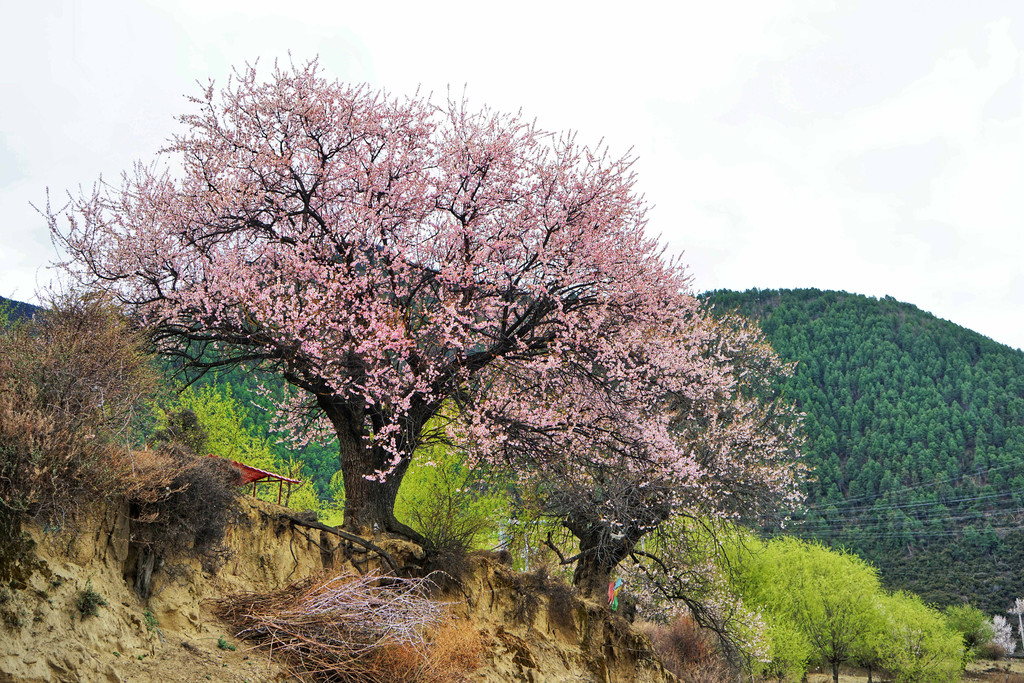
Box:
[472,310,804,598]
[48,61,803,558]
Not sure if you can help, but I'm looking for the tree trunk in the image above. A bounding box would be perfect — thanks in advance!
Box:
[339,441,419,540]
[831,661,839,683]
[321,398,424,543]
[134,547,156,599]
[572,547,617,599]
[1017,612,1024,654]
[569,526,633,600]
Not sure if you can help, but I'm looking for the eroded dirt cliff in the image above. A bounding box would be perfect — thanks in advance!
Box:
[0,497,673,683]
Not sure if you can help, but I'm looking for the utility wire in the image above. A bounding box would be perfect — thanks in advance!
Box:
[785,488,1024,521]
[795,461,1024,511]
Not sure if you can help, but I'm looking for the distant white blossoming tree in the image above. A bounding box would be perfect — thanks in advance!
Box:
[992,614,1016,656]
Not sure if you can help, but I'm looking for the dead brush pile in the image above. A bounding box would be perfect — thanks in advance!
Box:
[213,571,481,682]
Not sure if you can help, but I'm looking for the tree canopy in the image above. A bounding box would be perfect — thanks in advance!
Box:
[732,535,963,683]
[52,60,774,538]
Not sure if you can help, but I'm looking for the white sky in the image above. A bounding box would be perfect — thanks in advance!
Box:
[2,1,1023,350]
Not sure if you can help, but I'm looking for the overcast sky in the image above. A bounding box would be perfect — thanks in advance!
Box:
[2,1,1023,350]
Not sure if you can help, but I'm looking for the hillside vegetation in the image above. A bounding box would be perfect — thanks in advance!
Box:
[704,288,1024,613]
[0,291,997,681]
[0,295,38,322]
[11,286,1023,614]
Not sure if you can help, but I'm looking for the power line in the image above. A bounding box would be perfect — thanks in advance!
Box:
[788,506,1024,534]
[796,461,1024,511]
[786,488,1024,522]
[785,524,1024,542]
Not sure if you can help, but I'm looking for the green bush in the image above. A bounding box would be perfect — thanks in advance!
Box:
[944,603,994,663]
[877,591,963,682]
[75,580,107,619]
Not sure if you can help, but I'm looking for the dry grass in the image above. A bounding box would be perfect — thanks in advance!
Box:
[428,618,483,676]
[639,615,736,683]
[962,658,1024,683]
[799,659,1024,683]
[356,619,483,683]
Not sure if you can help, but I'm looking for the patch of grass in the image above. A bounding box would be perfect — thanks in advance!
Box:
[217,636,236,651]
[74,580,107,619]
[143,608,162,638]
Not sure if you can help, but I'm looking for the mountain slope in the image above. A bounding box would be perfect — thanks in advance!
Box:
[704,288,1024,613]
[0,295,38,322]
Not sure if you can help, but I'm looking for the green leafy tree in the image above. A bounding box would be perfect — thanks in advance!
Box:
[758,616,812,683]
[943,603,994,664]
[877,591,963,682]
[734,537,881,683]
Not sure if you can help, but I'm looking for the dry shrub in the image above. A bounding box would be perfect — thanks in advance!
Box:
[419,546,474,596]
[356,620,482,683]
[128,448,242,575]
[640,614,734,682]
[119,447,185,505]
[357,643,429,682]
[506,564,578,631]
[0,293,161,528]
[214,571,451,682]
[978,641,1008,661]
[0,293,242,590]
[410,495,492,557]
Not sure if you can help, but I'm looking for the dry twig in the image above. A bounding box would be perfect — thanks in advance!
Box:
[213,571,444,681]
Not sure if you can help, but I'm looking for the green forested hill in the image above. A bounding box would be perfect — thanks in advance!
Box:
[704,288,1024,613]
[0,295,39,322]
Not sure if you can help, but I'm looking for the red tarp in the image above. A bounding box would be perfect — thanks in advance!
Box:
[209,455,302,486]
